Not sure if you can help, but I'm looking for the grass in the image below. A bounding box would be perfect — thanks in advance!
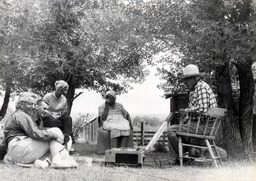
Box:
[0,142,255,181]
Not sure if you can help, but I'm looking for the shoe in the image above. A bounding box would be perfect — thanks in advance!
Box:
[188,148,201,158]
[52,149,78,168]
[34,159,50,169]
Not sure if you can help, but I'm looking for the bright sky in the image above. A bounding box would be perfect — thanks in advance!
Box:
[0,67,170,120]
[71,67,170,118]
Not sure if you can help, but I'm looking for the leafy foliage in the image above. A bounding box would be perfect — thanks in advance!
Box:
[72,113,94,139]
[18,0,150,95]
[0,0,150,115]
[135,0,256,158]
[133,115,162,130]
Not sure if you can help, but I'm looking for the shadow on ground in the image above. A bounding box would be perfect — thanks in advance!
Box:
[73,142,173,167]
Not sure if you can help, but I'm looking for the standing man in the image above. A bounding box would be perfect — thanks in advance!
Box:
[3,92,77,168]
[167,64,217,165]
[43,80,75,147]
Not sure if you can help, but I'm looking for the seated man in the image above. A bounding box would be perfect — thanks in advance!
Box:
[42,80,75,145]
[97,91,134,153]
[167,64,217,165]
[3,92,77,168]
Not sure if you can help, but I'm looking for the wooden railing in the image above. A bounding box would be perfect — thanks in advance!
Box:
[78,120,98,143]
[133,130,168,149]
[78,121,169,149]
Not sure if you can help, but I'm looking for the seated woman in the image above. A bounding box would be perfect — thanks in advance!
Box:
[42,80,75,146]
[97,91,134,153]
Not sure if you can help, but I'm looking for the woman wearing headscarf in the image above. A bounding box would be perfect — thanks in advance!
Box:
[98,90,133,149]
[42,80,75,148]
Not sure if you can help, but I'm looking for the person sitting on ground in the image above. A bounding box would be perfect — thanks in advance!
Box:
[36,99,73,151]
[98,90,133,149]
[167,64,217,165]
[42,80,75,147]
[3,92,77,168]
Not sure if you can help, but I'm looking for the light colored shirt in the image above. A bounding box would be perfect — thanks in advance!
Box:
[43,91,68,117]
[98,102,130,131]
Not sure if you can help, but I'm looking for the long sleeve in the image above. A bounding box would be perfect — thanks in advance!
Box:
[186,86,209,113]
[186,80,217,113]
[9,111,58,142]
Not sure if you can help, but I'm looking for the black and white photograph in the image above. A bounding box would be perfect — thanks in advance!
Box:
[0,0,255,180]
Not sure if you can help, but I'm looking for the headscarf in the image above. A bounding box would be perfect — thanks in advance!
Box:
[105,90,116,101]
[54,80,69,90]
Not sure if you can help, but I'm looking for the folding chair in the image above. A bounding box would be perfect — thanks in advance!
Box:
[176,107,227,167]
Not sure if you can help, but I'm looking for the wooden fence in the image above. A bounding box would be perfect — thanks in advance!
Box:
[133,130,168,149]
[78,119,98,143]
[78,121,169,149]
[76,94,180,148]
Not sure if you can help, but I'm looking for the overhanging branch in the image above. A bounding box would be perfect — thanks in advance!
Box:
[71,91,83,102]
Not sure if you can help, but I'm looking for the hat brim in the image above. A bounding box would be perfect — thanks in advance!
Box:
[179,73,206,82]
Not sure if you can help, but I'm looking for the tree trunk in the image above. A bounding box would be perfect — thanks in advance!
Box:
[0,81,11,120]
[66,74,76,116]
[237,62,254,160]
[215,62,244,159]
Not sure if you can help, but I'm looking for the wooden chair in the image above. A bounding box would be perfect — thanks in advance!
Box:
[176,107,227,167]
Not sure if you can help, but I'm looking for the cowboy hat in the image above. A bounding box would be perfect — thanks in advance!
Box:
[179,64,206,82]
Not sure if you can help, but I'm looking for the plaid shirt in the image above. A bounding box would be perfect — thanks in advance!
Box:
[186,79,217,121]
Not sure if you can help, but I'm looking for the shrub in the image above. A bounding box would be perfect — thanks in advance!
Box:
[73,113,94,140]
[133,115,162,131]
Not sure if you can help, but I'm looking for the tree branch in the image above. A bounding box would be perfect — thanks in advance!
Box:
[71,91,83,102]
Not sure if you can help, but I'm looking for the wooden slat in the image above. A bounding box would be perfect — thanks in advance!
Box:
[80,122,170,149]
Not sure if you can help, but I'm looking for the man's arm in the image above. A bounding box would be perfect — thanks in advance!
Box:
[15,112,59,141]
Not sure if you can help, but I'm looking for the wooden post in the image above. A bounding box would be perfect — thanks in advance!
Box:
[84,125,88,141]
[162,131,166,147]
[141,122,144,146]
[93,121,97,142]
[170,94,189,125]
[91,122,93,142]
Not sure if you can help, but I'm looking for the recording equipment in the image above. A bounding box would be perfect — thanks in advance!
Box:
[105,148,145,167]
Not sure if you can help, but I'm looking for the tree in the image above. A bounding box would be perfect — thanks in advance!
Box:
[133,115,162,128]
[0,0,45,118]
[132,0,256,159]
[0,0,150,117]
